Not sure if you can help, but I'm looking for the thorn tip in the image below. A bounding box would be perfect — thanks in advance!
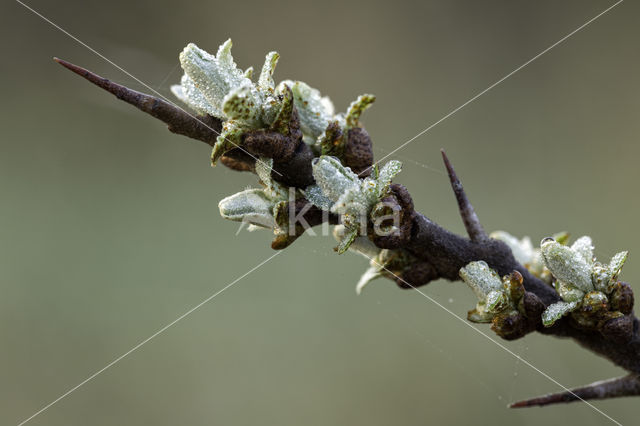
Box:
[53,58,221,146]
[510,374,640,408]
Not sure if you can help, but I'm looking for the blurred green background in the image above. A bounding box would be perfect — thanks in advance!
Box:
[1,0,639,424]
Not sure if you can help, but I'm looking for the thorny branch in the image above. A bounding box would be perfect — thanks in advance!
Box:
[55,58,640,408]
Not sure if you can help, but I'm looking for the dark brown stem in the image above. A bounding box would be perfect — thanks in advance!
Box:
[407,212,559,304]
[441,149,487,242]
[510,374,640,407]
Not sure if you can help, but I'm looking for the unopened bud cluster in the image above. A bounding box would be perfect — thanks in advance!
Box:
[459,261,544,340]
[487,232,634,343]
[539,236,633,342]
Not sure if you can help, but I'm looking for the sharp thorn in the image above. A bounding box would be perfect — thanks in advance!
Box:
[53,57,220,145]
[510,374,640,408]
[440,149,487,242]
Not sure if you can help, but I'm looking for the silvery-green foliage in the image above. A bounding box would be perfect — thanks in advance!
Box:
[172,40,288,164]
[374,161,403,195]
[540,236,629,326]
[459,261,515,323]
[305,156,402,253]
[541,300,580,327]
[571,235,595,264]
[541,237,594,292]
[217,188,277,229]
[173,40,377,163]
[172,40,384,248]
[173,40,262,123]
[218,158,289,233]
[593,251,628,293]
[307,156,360,204]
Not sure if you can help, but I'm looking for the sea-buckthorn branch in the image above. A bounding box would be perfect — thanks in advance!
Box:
[55,50,640,407]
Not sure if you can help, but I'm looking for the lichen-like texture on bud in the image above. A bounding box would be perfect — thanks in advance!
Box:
[306,156,402,253]
[539,235,632,335]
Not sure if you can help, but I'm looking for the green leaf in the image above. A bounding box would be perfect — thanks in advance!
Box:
[222,84,261,126]
[258,51,279,92]
[542,301,579,327]
[303,184,333,211]
[218,188,275,228]
[570,236,594,264]
[485,290,509,314]
[211,120,245,165]
[337,227,359,254]
[178,40,252,120]
[311,156,360,203]
[608,251,628,282]
[375,160,402,196]
[171,74,219,116]
[319,121,345,157]
[555,280,585,302]
[345,94,376,128]
[459,261,503,301]
[540,238,593,293]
